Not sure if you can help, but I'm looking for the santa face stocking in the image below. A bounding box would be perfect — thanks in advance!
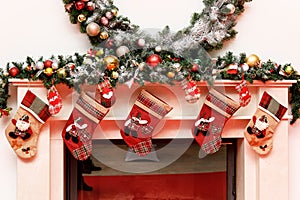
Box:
[62,92,109,160]
[120,89,173,156]
[244,91,287,155]
[96,79,115,108]
[5,90,51,159]
[192,89,240,154]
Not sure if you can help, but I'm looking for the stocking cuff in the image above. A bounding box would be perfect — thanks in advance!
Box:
[21,90,51,124]
[75,92,109,124]
[259,91,287,121]
[135,90,173,120]
[205,89,240,118]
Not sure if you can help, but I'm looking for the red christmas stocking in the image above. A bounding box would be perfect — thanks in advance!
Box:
[192,89,240,154]
[244,91,287,155]
[120,89,173,156]
[5,90,51,158]
[62,92,109,160]
[96,79,116,108]
[47,85,62,115]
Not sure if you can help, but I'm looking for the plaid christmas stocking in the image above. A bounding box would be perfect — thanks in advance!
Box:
[95,79,115,108]
[244,91,287,155]
[5,90,51,159]
[192,89,240,154]
[120,89,173,156]
[62,92,109,160]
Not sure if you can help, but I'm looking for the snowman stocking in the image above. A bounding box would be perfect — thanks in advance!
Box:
[120,90,173,156]
[5,90,51,158]
[192,89,240,154]
[244,91,287,155]
[62,92,109,160]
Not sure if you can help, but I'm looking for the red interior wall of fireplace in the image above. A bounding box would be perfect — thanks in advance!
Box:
[78,172,226,200]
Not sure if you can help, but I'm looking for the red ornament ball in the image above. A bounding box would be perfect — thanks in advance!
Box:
[44,60,53,68]
[9,67,20,77]
[191,63,199,72]
[75,1,85,10]
[146,54,162,67]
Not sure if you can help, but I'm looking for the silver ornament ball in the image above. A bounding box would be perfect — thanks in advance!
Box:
[116,46,130,57]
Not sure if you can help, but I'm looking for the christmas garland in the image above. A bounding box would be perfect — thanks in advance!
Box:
[1,49,300,124]
[1,0,300,125]
[62,0,251,52]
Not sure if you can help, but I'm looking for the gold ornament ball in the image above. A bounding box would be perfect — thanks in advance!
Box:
[103,55,119,70]
[285,65,294,75]
[44,67,53,76]
[111,8,118,16]
[57,68,67,78]
[111,71,119,79]
[77,14,86,23]
[167,71,175,78]
[100,31,109,40]
[86,22,101,37]
[245,54,260,67]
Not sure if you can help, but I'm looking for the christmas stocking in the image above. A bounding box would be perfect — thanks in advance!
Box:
[244,91,287,155]
[120,89,173,156]
[5,90,51,159]
[62,92,109,160]
[96,79,115,108]
[47,85,62,115]
[192,89,240,154]
[181,79,201,103]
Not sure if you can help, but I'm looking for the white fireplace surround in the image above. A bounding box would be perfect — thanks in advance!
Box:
[9,79,294,200]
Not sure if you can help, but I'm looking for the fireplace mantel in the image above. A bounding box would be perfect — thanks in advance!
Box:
[9,79,295,200]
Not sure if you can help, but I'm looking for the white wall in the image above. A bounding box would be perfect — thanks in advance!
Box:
[0,0,299,199]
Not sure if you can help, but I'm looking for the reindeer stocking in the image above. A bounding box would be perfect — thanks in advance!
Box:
[62,92,109,160]
[244,91,287,155]
[120,90,173,156]
[192,89,240,154]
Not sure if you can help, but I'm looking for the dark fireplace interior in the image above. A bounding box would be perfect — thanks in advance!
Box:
[65,138,236,200]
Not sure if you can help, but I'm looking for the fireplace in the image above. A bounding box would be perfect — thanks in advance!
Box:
[66,138,237,200]
[9,79,294,200]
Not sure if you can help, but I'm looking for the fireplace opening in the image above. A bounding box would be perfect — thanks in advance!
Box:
[65,138,236,200]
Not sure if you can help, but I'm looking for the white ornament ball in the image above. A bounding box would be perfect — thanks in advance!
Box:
[52,62,59,70]
[155,46,162,52]
[116,46,130,57]
[241,63,249,72]
[226,4,235,14]
[35,61,44,70]
[137,38,146,47]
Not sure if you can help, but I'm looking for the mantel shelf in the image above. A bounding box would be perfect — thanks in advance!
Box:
[8,78,296,87]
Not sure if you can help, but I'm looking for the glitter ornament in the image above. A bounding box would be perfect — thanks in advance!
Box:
[86,22,100,36]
